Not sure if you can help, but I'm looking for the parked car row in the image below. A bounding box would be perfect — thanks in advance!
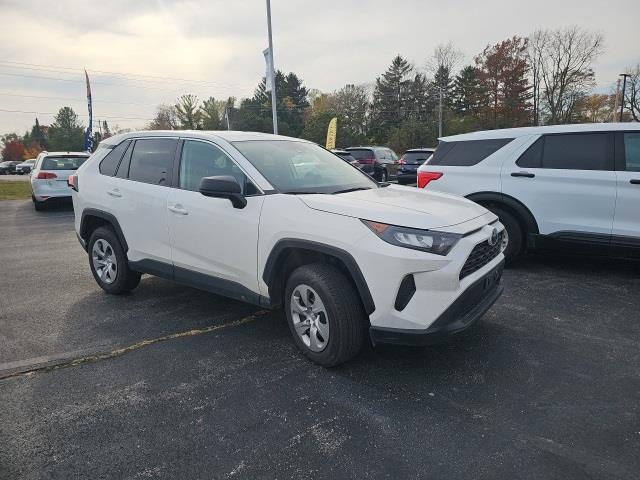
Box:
[0,159,36,175]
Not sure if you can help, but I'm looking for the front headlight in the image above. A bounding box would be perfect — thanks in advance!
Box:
[362,220,461,256]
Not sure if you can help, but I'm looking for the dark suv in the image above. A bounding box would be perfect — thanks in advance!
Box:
[345,146,399,181]
[397,148,434,185]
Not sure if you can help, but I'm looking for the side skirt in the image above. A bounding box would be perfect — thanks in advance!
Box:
[129,259,271,308]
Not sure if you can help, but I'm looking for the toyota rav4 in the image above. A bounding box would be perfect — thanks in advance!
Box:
[71,131,505,366]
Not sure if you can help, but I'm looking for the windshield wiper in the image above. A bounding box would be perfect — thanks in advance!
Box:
[282,190,328,195]
[333,187,372,194]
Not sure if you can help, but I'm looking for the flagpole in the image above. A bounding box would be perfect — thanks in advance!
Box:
[266,0,278,135]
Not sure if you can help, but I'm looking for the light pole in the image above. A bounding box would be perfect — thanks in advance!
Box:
[266,0,278,134]
[619,73,631,122]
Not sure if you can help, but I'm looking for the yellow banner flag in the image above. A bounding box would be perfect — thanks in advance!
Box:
[325,117,337,150]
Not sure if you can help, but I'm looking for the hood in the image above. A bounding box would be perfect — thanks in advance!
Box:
[298,185,488,230]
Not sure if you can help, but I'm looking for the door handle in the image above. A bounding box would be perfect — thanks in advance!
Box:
[106,188,122,198]
[511,172,535,178]
[168,205,189,215]
[630,179,640,185]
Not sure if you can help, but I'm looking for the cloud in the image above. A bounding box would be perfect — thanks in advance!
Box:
[0,0,638,133]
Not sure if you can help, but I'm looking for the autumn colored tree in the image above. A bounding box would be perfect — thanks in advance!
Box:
[475,36,531,129]
[1,140,26,162]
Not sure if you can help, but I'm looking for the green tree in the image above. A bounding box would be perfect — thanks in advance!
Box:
[370,56,431,143]
[200,96,221,130]
[48,107,84,151]
[234,71,309,137]
[175,94,202,129]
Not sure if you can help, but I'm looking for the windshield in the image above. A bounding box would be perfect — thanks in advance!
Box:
[41,155,88,171]
[232,140,377,194]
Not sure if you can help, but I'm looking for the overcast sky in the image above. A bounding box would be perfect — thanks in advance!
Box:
[0,0,638,134]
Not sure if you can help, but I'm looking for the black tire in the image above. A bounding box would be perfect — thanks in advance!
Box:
[88,226,141,294]
[33,196,45,211]
[284,263,367,367]
[490,207,523,264]
[380,169,388,182]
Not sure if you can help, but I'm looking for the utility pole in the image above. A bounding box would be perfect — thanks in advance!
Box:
[266,0,278,134]
[620,73,631,122]
[438,85,443,138]
[225,106,230,130]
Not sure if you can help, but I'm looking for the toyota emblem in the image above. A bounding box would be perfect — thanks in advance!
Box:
[488,228,498,246]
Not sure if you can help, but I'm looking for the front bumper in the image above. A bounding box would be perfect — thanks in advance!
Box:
[369,259,504,346]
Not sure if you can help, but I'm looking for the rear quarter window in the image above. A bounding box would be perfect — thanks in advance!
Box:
[428,138,513,166]
[99,140,131,176]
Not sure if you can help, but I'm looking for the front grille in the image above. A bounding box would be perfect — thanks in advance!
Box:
[459,232,503,280]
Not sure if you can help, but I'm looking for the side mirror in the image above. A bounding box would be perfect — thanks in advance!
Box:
[199,175,247,209]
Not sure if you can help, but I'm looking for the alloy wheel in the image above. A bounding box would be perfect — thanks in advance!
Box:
[290,284,329,352]
[92,238,118,284]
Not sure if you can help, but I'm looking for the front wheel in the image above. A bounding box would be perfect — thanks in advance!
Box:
[490,207,523,264]
[88,226,141,294]
[285,264,367,367]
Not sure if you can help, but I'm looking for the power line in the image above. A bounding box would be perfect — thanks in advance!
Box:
[0,91,157,107]
[0,61,254,89]
[0,108,153,121]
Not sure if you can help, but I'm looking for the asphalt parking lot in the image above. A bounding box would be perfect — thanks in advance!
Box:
[1,199,639,479]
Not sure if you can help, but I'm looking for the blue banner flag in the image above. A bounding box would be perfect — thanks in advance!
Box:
[84,69,94,152]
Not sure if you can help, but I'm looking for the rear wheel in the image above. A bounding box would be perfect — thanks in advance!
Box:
[379,169,388,182]
[32,196,45,211]
[88,226,141,294]
[490,207,523,264]
[285,263,367,367]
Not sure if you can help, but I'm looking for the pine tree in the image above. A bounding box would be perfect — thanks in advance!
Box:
[175,94,202,129]
[48,107,84,151]
[370,55,428,142]
[200,97,221,130]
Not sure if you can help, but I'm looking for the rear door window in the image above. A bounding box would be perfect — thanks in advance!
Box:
[428,139,513,166]
[623,132,640,171]
[542,133,610,170]
[127,138,177,186]
[516,137,543,168]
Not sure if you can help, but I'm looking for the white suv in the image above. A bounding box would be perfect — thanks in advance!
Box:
[417,123,640,262]
[71,131,505,366]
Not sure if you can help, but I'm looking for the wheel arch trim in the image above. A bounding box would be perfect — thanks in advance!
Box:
[262,238,376,315]
[80,208,129,252]
[466,191,539,235]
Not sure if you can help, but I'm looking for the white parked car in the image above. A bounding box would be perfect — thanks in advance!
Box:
[31,151,90,210]
[70,131,505,366]
[417,123,640,262]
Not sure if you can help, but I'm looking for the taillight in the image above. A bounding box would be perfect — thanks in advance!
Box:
[68,174,79,192]
[398,156,406,165]
[358,158,375,165]
[36,171,57,179]
[417,171,443,188]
